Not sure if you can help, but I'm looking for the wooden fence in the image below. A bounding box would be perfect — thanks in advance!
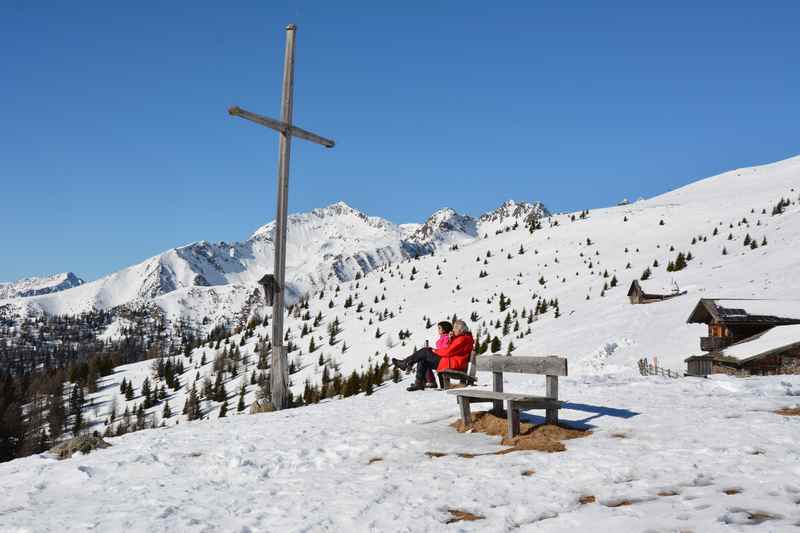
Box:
[637,358,681,379]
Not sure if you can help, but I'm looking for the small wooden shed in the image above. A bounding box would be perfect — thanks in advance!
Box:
[627,280,686,304]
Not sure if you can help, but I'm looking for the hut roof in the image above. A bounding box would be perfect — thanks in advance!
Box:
[686,298,800,325]
[720,324,800,363]
[627,279,683,297]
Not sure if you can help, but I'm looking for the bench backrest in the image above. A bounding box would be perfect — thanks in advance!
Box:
[467,351,477,378]
[476,355,567,376]
[477,355,567,407]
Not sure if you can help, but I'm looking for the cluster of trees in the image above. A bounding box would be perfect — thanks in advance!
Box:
[301,357,395,404]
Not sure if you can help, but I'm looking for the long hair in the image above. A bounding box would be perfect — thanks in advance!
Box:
[437,321,453,334]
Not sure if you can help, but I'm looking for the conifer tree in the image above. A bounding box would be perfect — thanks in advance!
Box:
[237,383,246,412]
[218,400,228,418]
[490,336,502,353]
[162,401,172,419]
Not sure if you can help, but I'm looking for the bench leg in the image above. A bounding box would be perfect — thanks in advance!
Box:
[458,396,471,426]
[442,375,451,390]
[506,401,520,440]
[546,375,559,425]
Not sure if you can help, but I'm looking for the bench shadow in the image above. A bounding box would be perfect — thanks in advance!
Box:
[518,402,640,431]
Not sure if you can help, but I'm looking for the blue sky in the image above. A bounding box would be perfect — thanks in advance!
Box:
[2,1,799,282]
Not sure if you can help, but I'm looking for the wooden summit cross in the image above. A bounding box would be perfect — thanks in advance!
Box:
[229,24,335,411]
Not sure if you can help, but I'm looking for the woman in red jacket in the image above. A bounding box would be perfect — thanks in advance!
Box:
[392,319,474,391]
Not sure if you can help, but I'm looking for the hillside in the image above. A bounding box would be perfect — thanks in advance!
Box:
[1,155,800,530]
[4,154,796,444]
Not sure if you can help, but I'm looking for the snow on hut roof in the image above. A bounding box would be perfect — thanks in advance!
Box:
[687,298,800,324]
[720,324,800,362]
[628,279,685,296]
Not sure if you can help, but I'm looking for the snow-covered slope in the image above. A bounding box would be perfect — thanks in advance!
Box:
[28,153,799,440]
[0,272,84,299]
[3,373,800,532]
[3,155,800,531]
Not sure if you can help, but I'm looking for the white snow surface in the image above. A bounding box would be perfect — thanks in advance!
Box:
[2,374,800,532]
[722,324,800,360]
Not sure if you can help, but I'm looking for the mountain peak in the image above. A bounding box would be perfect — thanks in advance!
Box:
[479,199,549,224]
[0,272,85,300]
[409,207,477,244]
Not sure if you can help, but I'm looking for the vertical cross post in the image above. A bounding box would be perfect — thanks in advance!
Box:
[270,24,297,411]
[229,24,334,411]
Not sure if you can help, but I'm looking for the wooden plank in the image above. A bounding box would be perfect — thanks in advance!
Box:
[492,371,504,413]
[439,370,474,380]
[228,106,335,148]
[447,390,556,402]
[546,375,559,424]
[468,351,477,379]
[458,396,471,426]
[476,355,567,376]
[507,401,520,439]
[511,398,562,410]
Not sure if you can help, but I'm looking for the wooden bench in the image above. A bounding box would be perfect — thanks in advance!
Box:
[447,355,568,439]
[437,350,477,389]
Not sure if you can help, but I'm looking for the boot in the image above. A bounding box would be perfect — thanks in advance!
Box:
[406,380,426,392]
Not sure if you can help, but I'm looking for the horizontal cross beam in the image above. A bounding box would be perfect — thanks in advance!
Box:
[228,106,335,148]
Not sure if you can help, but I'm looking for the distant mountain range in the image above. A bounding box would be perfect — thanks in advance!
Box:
[0,200,548,325]
[0,272,84,299]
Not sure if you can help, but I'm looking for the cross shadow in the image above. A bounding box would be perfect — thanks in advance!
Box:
[518,402,640,431]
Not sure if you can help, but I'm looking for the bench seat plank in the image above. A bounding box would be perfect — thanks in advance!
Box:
[447,389,558,403]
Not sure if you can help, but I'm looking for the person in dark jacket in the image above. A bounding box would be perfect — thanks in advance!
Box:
[392,320,474,391]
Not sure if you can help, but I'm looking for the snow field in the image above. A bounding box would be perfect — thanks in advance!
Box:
[2,373,800,532]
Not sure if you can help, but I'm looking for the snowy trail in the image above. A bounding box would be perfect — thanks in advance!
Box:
[3,374,800,532]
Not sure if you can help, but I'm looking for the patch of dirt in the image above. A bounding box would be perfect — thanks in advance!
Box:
[446,509,484,524]
[368,457,383,464]
[657,490,680,497]
[521,469,536,476]
[578,495,596,504]
[425,451,448,458]
[610,432,629,439]
[776,407,800,416]
[50,435,111,460]
[723,488,743,495]
[722,508,783,525]
[602,498,634,508]
[450,411,590,453]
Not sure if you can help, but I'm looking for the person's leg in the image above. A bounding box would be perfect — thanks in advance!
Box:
[408,350,441,391]
[425,369,436,387]
[392,347,436,370]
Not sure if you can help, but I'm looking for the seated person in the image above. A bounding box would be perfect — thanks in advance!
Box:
[392,319,474,391]
[426,321,453,387]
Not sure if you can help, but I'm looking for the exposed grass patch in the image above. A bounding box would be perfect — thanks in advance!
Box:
[446,509,484,523]
[451,411,590,453]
